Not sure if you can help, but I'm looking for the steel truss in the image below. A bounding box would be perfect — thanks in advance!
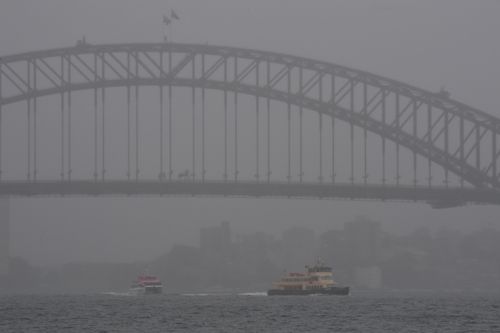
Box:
[0,42,499,205]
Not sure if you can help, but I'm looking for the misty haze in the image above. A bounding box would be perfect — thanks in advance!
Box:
[0,1,499,332]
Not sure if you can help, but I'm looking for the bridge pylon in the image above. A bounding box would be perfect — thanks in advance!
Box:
[0,198,9,276]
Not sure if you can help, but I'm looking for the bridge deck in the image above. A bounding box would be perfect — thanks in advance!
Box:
[0,181,498,207]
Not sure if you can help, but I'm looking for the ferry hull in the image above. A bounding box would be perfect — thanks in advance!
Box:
[129,286,163,296]
[267,286,349,296]
[144,286,162,295]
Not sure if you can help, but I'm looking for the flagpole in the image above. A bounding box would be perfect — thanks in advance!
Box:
[163,20,167,43]
[163,8,179,43]
[170,9,180,43]
[166,0,170,42]
[170,20,173,43]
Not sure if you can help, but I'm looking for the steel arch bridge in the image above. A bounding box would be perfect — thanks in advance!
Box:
[0,42,499,207]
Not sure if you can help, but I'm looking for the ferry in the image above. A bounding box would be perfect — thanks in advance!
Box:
[129,275,163,295]
[267,260,349,296]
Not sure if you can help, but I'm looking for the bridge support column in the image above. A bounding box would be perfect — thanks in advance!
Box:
[0,197,9,276]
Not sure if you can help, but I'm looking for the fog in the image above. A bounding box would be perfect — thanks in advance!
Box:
[0,0,499,291]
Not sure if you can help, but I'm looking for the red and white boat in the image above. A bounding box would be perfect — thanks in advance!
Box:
[129,275,163,295]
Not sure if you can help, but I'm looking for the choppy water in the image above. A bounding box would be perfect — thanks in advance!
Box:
[1,291,499,332]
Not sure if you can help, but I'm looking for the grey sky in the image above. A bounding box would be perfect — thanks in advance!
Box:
[1,0,499,265]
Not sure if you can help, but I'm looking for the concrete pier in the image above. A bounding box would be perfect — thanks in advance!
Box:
[0,198,9,276]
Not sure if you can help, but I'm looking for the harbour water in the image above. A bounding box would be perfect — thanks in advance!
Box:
[1,291,499,332]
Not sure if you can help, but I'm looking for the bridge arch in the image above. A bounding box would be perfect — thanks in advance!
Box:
[0,42,499,190]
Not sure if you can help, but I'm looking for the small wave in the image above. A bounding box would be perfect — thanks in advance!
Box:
[181,292,237,297]
[238,292,267,297]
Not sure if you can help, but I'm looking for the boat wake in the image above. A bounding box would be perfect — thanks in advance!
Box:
[181,292,232,297]
[179,290,268,297]
[101,291,136,297]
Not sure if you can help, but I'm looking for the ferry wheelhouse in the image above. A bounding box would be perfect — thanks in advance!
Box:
[267,260,349,296]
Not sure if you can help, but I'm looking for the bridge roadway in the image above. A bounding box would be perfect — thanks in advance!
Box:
[0,181,498,207]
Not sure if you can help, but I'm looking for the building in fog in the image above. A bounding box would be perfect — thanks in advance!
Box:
[344,216,381,266]
[281,227,316,271]
[200,221,232,254]
[319,229,349,267]
[344,217,382,289]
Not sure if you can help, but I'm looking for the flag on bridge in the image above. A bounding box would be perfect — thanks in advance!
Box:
[171,9,180,20]
[163,14,172,26]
